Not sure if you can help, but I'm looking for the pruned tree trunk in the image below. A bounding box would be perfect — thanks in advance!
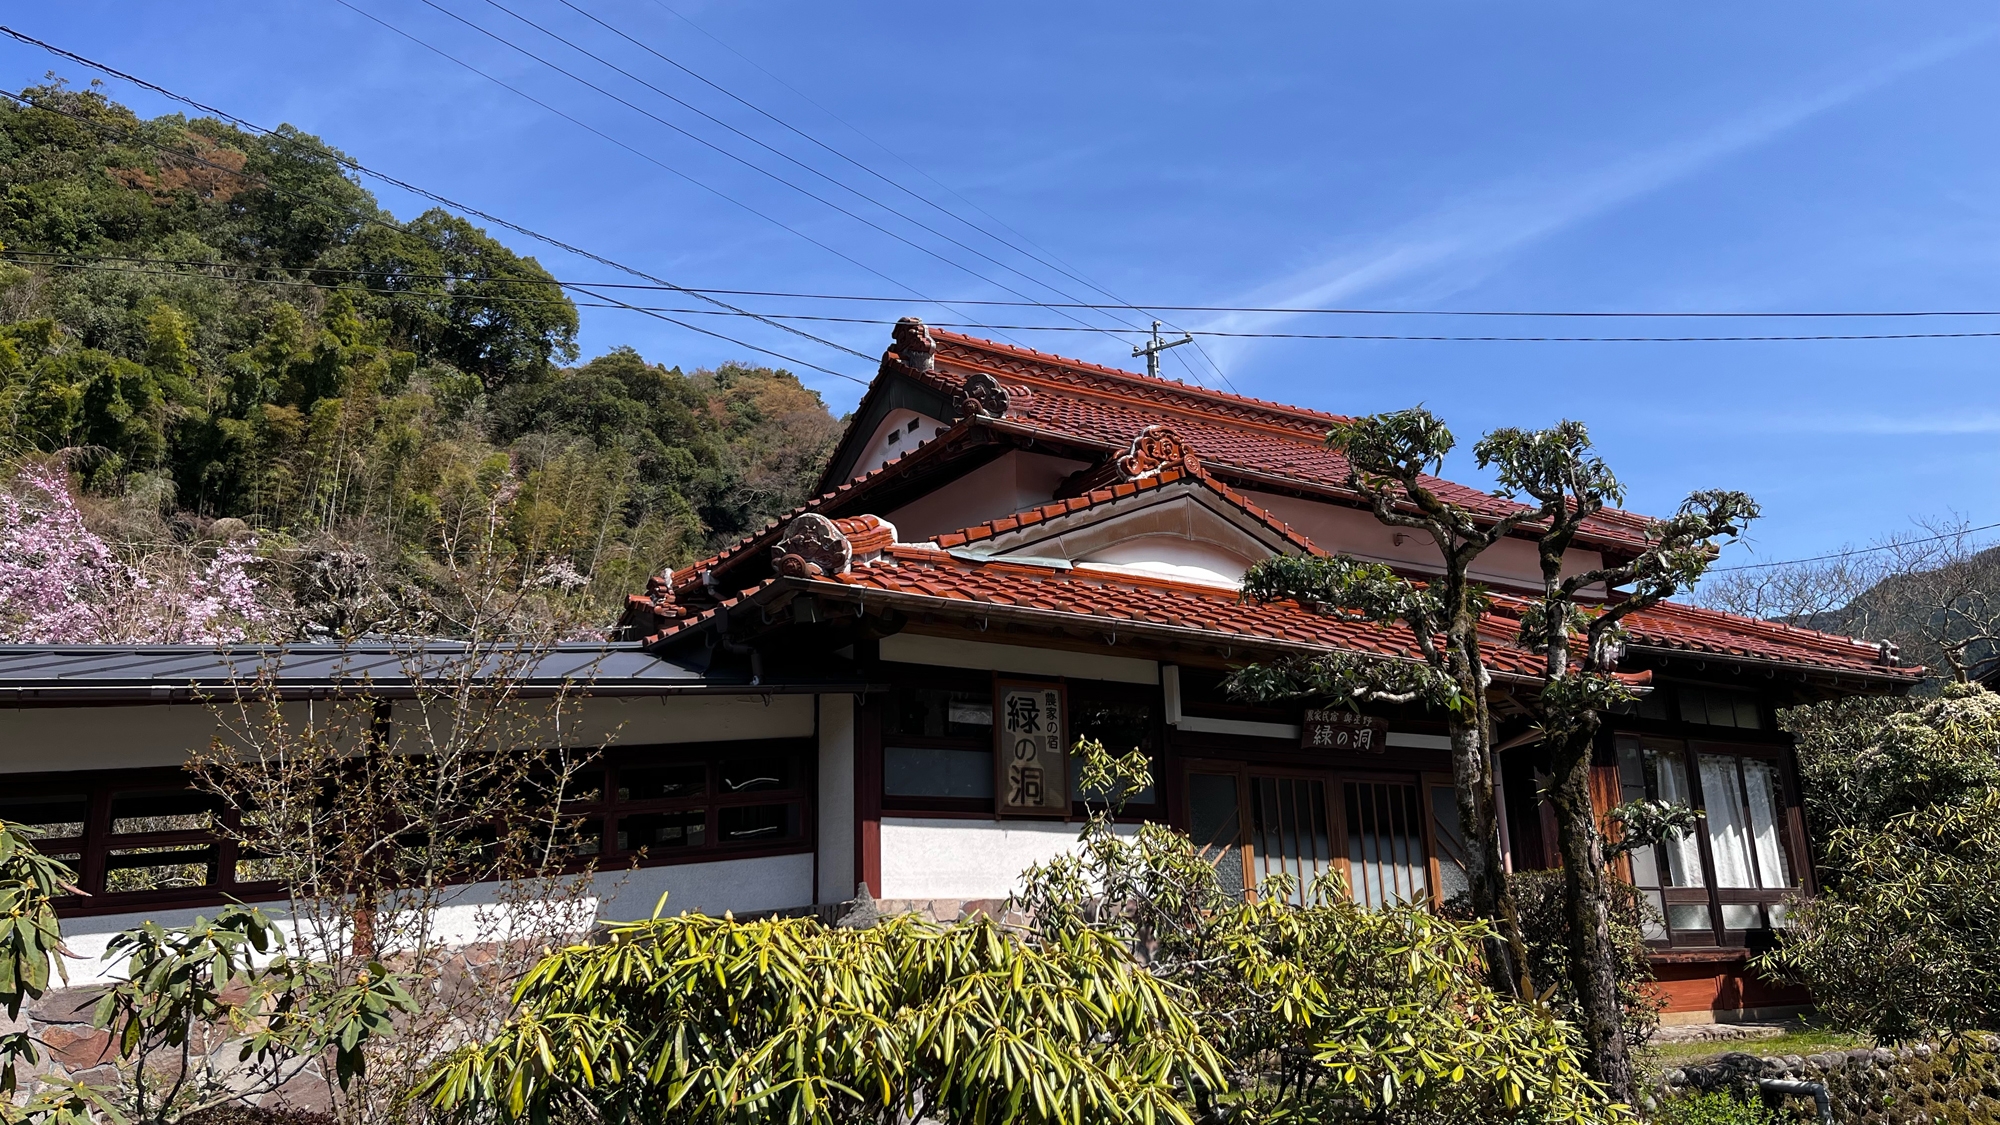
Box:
[1545,726,1633,1103]
[1450,716,1531,998]
[1446,630,1533,1000]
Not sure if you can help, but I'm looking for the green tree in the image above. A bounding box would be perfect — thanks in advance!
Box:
[1228,408,1538,1004]
[1760,684,2000,1041]
[0,82,839,628]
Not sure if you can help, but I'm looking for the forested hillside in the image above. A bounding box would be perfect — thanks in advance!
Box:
[0,82,840,632]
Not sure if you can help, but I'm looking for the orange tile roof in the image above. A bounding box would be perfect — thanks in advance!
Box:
[640,541,1915,683]
[916,331,1656,551]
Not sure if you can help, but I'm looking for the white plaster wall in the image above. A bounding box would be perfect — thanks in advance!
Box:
[0,701,348,774]
[593,852,816,920]
[879,817,1133,900]
[1243,491,1605,591]
[879,634,1158,685]
[1078,537,1253,586]
[853,409,948,478]
[56,852,816,986]
[887,450,1090,541]
[817,694,857,903]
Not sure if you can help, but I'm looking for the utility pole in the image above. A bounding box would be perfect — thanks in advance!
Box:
[1132,320,1193,380]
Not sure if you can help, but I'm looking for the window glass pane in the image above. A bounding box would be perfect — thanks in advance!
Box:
[106,845,215,892]
[888,686,993,738]
[110,790,217,834]
[1428,785,1471,905]
[1340,780,1427,909]
[1615,740,1647,803]
[1720,903,1761,930]
[618,764,706,802]
[1638,889,1668,941]
[719,756,793,794]
[1742,759,1792,889]
[718,803,799,845]
[521,764,602,806]
[1768,901,1793,928]
[0,794,87,839]
[1188,773,1244,898]
[554,817,603,859]
[1668,902,1714,932]
[618,810,705,852]
[1253,777,1334,905]
[1734,696,1764,730]
[884,746,993,799]
[1071,698,1157,804]
[1679,687,1760,729]
[1699,755,1758,889]
[1643,747,1704,887]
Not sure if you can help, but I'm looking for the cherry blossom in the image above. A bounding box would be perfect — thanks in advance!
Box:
[0,465,280,644]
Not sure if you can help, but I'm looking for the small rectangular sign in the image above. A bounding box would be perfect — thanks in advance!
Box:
[996,679,1068,817]
[1302,708,1387,753]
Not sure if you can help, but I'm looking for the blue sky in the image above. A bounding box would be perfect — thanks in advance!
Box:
[9,3,2000,568]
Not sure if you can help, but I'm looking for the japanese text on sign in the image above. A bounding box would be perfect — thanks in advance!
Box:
[997,681,1067,815]
[1301,708,1386,753]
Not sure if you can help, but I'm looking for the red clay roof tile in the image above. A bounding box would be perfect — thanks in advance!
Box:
[919,331,1656,551]
[648,544,1913,682]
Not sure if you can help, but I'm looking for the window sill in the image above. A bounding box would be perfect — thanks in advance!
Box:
[1646,947,1755,964]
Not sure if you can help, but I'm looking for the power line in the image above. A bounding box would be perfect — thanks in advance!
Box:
[481,0,1152,351]
[0,248,871,386]
[0,93,866,386]
[1710,521,2000,573]
[371,0,1044,351]
[35,256,2000,334]
[438,284,2000,319]
[22,255,2000,345]
[463,0,1227,390]
[570,0,1235,390]
[0,28,878,379]
[313,3,969,341]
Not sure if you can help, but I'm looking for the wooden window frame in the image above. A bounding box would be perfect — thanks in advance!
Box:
[1628,735,1803,950]
[588,740,816,866]
[16,739,814,919]
[1179,758,1446,907]
[877,665,1001,816]
[1066,678,1166,823]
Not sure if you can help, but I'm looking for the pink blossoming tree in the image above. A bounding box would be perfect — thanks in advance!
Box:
[0,464,281,644]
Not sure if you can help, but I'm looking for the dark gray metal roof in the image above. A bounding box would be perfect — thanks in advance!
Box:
[0,643,872,703]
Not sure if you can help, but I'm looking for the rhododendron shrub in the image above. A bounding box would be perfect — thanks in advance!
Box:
[0,464,281,644]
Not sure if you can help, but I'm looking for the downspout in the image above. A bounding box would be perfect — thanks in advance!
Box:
[710,606,764,686]
[1757,1078,1831,1125]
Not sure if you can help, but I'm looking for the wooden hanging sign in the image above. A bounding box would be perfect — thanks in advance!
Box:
[995,679,1069,817]
[1302,708,1387,753]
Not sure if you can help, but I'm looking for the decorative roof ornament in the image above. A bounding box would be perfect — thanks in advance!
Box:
[832,514,897,564]
[1116,424,1201,479]
[956,371,1011,419]
[618,571,692,641]
[772,513,854,578]
[769,513,897,577]
[886,316,937,375]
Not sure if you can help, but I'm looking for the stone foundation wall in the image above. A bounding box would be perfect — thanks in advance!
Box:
[1658,1037,2000,1124]
[3,984,332,1112]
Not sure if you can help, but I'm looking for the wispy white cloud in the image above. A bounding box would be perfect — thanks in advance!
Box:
[1201,25,1998,367]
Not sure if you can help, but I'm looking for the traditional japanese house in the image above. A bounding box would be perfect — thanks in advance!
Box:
[3,319,1917,1022]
